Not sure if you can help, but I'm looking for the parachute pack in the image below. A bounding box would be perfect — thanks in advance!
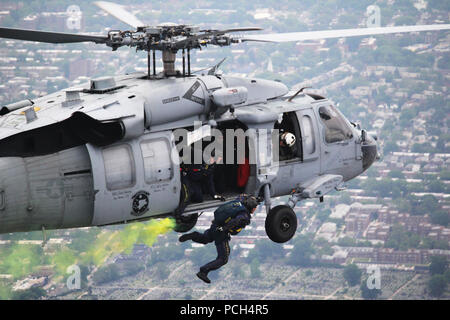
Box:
[213,200,246,226]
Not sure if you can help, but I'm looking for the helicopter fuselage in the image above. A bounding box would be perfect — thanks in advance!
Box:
[0,72,377,236]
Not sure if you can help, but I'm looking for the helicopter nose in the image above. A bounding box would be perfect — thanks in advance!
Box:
[361,133,378,171]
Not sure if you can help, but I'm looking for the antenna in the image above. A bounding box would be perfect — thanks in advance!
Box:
[288,87,311,102]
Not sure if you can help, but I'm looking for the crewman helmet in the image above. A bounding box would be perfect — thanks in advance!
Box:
[281,132,296,147]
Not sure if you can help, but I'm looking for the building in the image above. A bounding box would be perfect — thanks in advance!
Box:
[346,247,450,266]
[366,223,391,241]
[345,212,371,235]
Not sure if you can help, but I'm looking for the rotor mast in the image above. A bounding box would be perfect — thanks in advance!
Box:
[146,49,190,78]
[161,50,177,76]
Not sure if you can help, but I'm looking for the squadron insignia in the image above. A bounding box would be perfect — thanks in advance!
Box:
[131,191,150,216]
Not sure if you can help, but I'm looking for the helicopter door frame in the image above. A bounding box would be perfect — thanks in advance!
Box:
[132,131,180,219]
[296,108,320,162]
[276,111,303,164]
[86,131,180,226]
[87,142,136,225]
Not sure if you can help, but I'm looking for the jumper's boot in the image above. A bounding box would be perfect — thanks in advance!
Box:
[196,271,211,284]
[179,232,195,243]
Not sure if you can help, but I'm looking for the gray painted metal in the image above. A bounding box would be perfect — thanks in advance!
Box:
[87,130,180,226]
[0,146,94,233]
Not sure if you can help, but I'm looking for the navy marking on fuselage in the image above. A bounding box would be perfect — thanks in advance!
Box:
[162,96,180,104]
[183,81,205,105]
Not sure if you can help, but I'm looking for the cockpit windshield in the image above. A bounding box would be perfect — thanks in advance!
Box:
[318,105,353,143]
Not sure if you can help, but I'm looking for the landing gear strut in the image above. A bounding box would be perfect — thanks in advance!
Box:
[173,183,198,233]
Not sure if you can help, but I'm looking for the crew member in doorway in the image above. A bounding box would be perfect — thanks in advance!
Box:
[203,154,225,201]
[178,195,259,283]
[279,131,297,161]
[184,163,206,203]
[184,160,225,203]
[212,135,226,195]
[178,164,191,214]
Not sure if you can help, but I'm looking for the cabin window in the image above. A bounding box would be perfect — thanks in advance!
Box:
[102,144,136,190]
[140,138,173,184]
[301,115,315,154]
[318,105,353,143]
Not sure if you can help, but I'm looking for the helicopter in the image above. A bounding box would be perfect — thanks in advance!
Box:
[0,1,448,244]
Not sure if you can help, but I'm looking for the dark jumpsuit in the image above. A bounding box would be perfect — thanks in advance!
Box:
[189,205,251,275]
[184,163,217,203]
[201,162,217,199]
[279,143,297,161]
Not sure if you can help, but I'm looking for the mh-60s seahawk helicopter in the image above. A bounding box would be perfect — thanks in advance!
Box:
[0,2,448,243]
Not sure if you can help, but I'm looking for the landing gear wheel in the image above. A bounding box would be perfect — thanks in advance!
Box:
[174,213,198,233]
[265,205,297,243]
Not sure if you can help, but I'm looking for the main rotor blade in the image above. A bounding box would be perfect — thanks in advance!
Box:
[0,27,107,44]
[200,27,263,34]
[241,24,450,43]
[94,1,145,29]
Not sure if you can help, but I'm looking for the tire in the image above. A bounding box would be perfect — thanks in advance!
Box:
[265,205,297,243]
[174,213,198,233]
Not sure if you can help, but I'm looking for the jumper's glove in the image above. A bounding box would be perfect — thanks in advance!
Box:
[215,226,224,232]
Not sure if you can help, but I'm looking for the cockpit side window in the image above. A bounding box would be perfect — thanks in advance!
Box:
[318,105,353,143]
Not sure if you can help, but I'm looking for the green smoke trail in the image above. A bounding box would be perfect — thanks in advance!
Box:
[0,245,43,279]
[0,283,12,300]
[82,218,176,266]
[51,248,78,276]
[50,218,176,271]
[0,218,176,287]
[0,244,44,300]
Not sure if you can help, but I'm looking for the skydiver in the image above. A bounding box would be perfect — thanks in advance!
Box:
[178,194,259,284]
